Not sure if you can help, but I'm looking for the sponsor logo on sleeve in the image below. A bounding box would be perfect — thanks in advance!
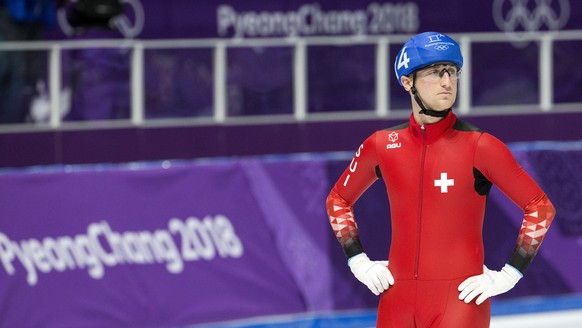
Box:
[386,131,402,149]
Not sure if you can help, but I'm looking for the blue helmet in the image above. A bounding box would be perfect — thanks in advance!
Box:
[394,32,463,86]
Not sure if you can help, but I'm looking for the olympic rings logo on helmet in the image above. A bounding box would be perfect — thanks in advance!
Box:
[394,32,464,86]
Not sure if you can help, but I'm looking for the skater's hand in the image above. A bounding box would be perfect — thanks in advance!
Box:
[348,253,394,296]
[458,264,522,305]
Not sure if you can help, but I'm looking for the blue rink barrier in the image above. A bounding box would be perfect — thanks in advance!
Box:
[193,294,582,328]
[491,294,582,316]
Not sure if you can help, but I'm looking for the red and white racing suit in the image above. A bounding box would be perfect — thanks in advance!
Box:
[326,113,556,327]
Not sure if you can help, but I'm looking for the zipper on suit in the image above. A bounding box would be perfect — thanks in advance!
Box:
[415,125,427,279]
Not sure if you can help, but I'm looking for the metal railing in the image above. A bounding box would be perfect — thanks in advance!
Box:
[0,30,581,131]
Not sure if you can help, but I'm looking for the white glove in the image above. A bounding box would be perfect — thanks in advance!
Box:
[458,264,522,305]
[348,253,394,296]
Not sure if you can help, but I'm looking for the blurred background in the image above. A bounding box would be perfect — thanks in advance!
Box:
[0,0,581,327]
